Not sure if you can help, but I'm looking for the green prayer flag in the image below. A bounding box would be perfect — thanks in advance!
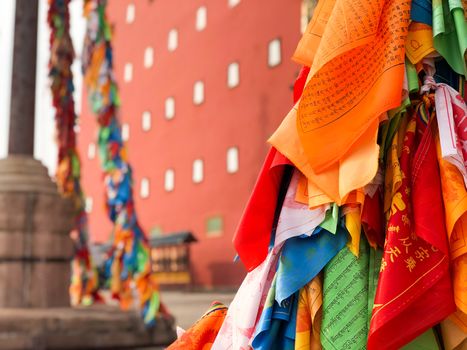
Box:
[379,102,409,160]
[91,92,103,114]
[111,83,121,107]
[71,153,81,178]
[321,234,440,349]
[406,59,419,93]
[319,203,339,234]
[401,329,441,349]
[136,241,149,273]
[433,0,467,76]
[367,247,383,330]
[143,291,160,324]
[321,235,380,349]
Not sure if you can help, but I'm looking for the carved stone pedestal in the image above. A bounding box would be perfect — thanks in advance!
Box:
[0,156,74,308]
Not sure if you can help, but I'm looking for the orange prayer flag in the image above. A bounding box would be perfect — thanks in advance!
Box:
[295,276,323,350]
[441,317,467,350]
[436,133,467,330]
[345,207,361,257]
[296,0,411,173]
[405,22,436,64]
[295,171,310,205]
[268,105,379,206]
[450,308,467,334]
[293,0,336,67]
[167,302,228,350]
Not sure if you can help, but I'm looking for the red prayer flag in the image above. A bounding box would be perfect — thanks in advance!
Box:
[233,148,290,271]
[361,188,385,249]
[293,66,310,104]
[233,66,309,271]
[368,103,455,349]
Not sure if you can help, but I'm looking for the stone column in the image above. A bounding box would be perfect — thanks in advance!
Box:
[0,0,74,308]
[8,0,38,156]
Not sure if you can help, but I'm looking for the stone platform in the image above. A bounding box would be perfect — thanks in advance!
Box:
[0,305,176,350]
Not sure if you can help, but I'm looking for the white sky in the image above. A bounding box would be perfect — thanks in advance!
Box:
[0,0,85,174]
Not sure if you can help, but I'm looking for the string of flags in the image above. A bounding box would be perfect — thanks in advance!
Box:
[81,0,167,326]
[168,0,467,349]
[48,0,167,326]
[47,0,99,306]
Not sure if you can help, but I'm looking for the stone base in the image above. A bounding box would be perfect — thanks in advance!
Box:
[0,156,74,308]
[0,305,176,350]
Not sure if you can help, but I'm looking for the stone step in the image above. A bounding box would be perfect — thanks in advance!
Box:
[0,305,176,350]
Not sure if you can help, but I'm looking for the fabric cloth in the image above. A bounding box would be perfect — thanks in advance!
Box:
[368,105,455,349]
[233,148,291,271]
[294,0,411,173]
[361,188,385,249]
[433,0,467,76]
[295,276,323,350]
[321,237,381,350]
[441,318,467,350]
[274,169,329,249]
[251,277,298,350]
[167,302,228,350]
[211,245,282,350]
[401,329,441,349]
[275,225,348,303]
[233,61,311,272]
[436,129,467,340]
[436,132,467,315]
[345,207,362,257]
[421,59,467,187]
[411,0,433,25]
[405,22,436,64]
[268,104,380,206]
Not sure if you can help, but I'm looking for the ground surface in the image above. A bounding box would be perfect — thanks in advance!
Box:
[0,290,237,349]
[162,290,236,329]
[135,290,236,349]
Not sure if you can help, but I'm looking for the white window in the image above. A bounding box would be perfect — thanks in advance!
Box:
[168,29,178,52]
[123,63,133,82]
[268,39,282,67]
[85,197,93,213]
[144,47,154,68]
[87,142,96,159]
[142,111,152,131]
[122,123,130,141]
[227,62,240,88]
[126,3,136,23]
[192,159,204,183]
[228,0,241,8]
[196,7,207,31]
[226,147,239,173]
[140,177,150,198]
[165,97,175,119]
[164,169,175,192]
[193,81,205,105]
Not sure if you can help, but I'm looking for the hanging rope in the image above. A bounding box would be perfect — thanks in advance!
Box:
[47,0,100,306]
[81,0,163,326]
